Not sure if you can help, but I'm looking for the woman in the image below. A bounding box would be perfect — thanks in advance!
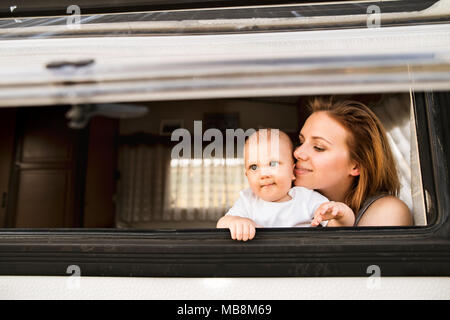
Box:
[294,97,413,227]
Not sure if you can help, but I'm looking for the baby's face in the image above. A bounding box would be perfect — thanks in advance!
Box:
[245,132,295,202]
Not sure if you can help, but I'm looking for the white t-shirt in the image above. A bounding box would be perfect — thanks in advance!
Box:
[225,187,329,227]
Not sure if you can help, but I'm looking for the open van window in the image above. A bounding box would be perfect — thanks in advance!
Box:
[0,0,449,277]
[113,93,426,229]
[0,93,433,229]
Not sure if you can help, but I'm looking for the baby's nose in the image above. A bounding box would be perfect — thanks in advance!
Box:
[259,166,273,177]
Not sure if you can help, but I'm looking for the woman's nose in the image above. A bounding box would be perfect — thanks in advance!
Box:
[294,145,308,161]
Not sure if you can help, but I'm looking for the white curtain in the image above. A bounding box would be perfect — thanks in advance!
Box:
[116,144,248,228]
[372,93,425,225]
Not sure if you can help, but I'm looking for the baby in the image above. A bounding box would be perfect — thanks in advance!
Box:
[216,129,329,241]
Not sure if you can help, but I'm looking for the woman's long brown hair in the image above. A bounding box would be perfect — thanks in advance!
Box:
[307,97,400,214]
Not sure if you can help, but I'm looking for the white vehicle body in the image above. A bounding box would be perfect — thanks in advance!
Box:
[0,0,449,300]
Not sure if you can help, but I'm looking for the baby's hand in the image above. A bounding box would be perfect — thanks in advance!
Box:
[217,216,257,241]
[229,217,259,241]
[311,201,355,227]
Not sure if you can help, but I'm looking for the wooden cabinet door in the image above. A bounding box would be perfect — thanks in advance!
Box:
[6,107,88,228]
[0,108,16,227]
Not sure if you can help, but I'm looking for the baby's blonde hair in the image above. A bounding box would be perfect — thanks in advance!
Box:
[244,129,294,162]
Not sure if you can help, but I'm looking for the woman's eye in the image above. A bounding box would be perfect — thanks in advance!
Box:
[250,164,258,171]
[314,146,325,152]
[269,161,279,167]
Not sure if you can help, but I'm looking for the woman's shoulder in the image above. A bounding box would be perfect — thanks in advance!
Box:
[357,195,413,226]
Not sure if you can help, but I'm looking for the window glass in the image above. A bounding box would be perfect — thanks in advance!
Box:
[0,93,426,229]
[115,94,424,229]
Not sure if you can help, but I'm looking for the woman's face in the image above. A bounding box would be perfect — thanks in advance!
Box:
[293,111,359,201]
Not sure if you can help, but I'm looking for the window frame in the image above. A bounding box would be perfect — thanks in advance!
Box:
[1,0,438,18]
[0,91,449,277]
[0,0,445,40]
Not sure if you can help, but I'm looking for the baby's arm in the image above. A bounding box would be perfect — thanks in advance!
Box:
[311,201,355,227]
[217,215,257,241]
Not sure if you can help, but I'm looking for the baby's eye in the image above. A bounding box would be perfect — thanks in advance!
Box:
[269,161,279,167]
[249,164,258,171]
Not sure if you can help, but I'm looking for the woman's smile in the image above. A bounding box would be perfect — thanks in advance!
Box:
[294,166,312,176]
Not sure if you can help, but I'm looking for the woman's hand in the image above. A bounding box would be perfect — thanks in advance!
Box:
[217,215,259,241]
[311,201,355,227]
